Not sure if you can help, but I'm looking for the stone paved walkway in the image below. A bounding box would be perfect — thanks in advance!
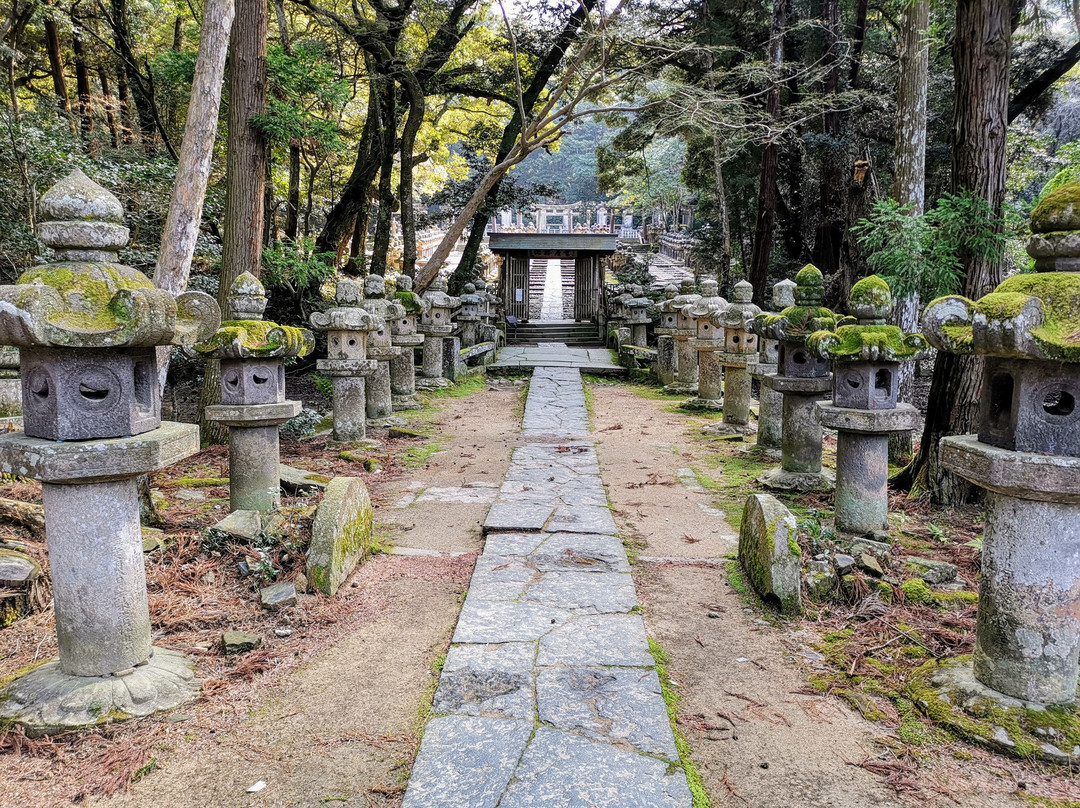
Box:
[489,345,624,375]
[539,258,564,321]
[402,366,693,808]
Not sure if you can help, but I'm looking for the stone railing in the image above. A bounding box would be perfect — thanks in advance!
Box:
[660,231,694,262]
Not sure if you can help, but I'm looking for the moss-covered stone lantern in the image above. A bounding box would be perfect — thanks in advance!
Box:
[199,272,312,514]
[389,275,428,410]
[357,274,406,420]
[920,182,1080,707]
[458,282,483,348]
[664,279,702,394]
[0,169,220,735]
[752,265,845,491]
[654,284,680,386]
[749,279,796,451]
[309,278,383,441]
[418,275,459,384]
[0,346,20,424]
[711,280,762,432]
[808,276,927,535]
[684,280,730,410]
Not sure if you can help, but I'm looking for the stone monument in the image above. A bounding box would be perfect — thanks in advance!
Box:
[664,279,702,394]
[709,280,761,433]
[309,278,383,441]
[921,182,1080,707]
[682,279,728,409]
[808,276,927,535]
[0,169,220,734]
[389,275,428,410]
[627,292,651,348]
[457,282,483,348]
[655,284,680,387]
[199,272,313,513]
[750,279,796,451]
[418,275,459,386]
[752,265,844,491]
[358,274,405,419]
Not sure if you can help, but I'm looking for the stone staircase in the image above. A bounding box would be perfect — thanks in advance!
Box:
[507,321,602,346]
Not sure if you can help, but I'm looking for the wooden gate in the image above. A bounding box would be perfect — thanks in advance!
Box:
[574,256,598,321]
[504,253,530,320]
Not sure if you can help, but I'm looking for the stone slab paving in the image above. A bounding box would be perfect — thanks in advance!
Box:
[489,346,625,375]
[403,364,692,808]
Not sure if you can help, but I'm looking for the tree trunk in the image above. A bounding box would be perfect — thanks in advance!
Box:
[398,72,424,278]
[200,0,267,444]
[888,0,929,464]
[369,79,397,277]
[98,66,121,148]
[42,2,72,116]
[747,0,785,308]
[811,0,844,289]
[901,0,1010,504]
[115,61,134,144]
[71,8,94,141]
[110,0,158,150]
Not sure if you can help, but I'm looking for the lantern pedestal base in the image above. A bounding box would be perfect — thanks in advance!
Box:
[681,396,724,412]
[663,382,698,396]
[392,394,422,411]
[0,646,200,737]
[757,466,835,493]
[909,657,1079,766]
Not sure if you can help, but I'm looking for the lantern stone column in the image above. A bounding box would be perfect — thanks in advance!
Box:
[654,284,680,387]
[750,280,796,451]
[753,266,842,492]
[627,293,651,348]
[418,276,458,386]
[664,279,701,394]
[389,275,427,410]
[0,170,221,734]
[920,182,1080,707]
[683,280,728,410]
[200,273,313,514]
[709,280,761,433]
[809,277,927,535]
[358,275,405,419]
[310,278,382,441]
[457,283,483,348]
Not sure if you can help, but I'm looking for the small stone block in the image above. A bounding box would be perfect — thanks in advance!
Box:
[307,476,374,595]
[260,582,297,610]
[389,427,426,439]
[737,493,802,614]
[210,509,262,542]
[903,556,958,584]
[280,464,329,492]
[222,630,262,654]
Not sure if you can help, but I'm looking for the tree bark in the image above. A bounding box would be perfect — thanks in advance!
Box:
[369,78,397,278]
[811,0,844,288]
[42,1,72,115]
[200,0,267,444]
[98,66,121,148]
[902,0,1010,504]
[398,71,424,278]
[71,7,94,145]
[747,0,785,308]
[115,61,134,144]
[888,0,929,464]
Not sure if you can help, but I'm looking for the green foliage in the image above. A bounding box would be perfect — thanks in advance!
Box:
[311,373,334,400]
[852,192,1009,301]
[261,239,337,297]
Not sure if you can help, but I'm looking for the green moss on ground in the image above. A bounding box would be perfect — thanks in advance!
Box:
[648,639,714,808]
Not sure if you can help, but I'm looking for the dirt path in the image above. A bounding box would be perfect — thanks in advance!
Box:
[588,381,1028,808]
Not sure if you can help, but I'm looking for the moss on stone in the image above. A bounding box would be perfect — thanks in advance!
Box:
[988,272,1080,360]
[1031,181,1080,233]
[808,323,926,361]
[19,262,154,332]
[394,290,424,313]
[850,275,891,308]
[901,577,934,604]
[197,319,312,357]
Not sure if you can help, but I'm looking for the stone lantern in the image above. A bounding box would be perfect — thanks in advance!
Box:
[654,284,680,386]
[710,280,761,432]
[389,275,428,410]
[683,280,728,409]
[749,279,796,452]
[309,278,383,441]
[457,283,483,348]
[200,272,312,514]
[0,170,220,734]
[627,293,651,348]
[920,182,1080,706]
[807,277,927,536]
[418,275,459,383]
[752,265,845,491]
[665,279,703,394]
[357,274,406,419]
[474,278,494,324]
